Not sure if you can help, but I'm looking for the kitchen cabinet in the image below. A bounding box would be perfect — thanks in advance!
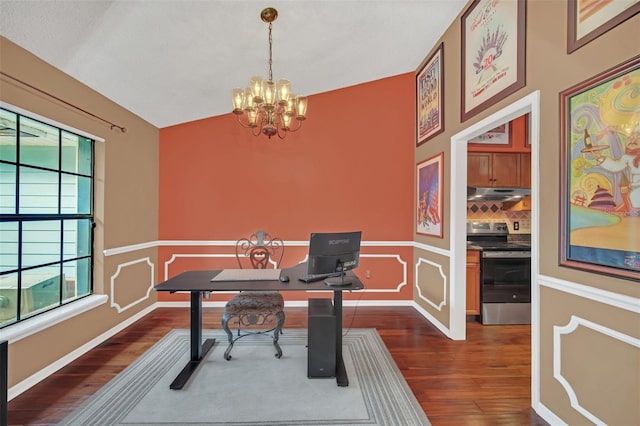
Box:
[520,152,531,188]
[468,152,521,187]
[466,249,480,315]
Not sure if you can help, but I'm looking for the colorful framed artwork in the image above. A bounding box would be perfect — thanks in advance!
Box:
[469,122,512,146]
[559,55,640,280]
[416,43,444,146]
[460,0,526,122]
[417,152,444,238]
[567,0,640,54]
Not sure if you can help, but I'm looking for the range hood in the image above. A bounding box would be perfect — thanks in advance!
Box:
[467,187,531,201]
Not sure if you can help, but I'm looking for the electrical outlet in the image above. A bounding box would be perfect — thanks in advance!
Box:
[513,221,519,230]
[366,270,371,279]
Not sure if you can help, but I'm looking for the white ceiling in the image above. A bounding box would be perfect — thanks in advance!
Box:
[0,0,467,128]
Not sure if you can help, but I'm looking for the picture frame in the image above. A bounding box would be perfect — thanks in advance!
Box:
[460,0,526,122]
[567,0,640,54]
[417,152,444,238]
[559,55,640,280]
[416,43,444,146]
[469,122,512,146]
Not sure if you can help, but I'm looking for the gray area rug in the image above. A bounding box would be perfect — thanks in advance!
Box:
[60,328,429,425]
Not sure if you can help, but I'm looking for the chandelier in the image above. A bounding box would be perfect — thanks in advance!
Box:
[231,7,307,139]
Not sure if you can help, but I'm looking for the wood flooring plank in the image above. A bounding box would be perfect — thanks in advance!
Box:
[7,306,549,425]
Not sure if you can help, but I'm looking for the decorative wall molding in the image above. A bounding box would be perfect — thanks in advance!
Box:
[103,240,158,257]
[415,257,447,310]
[359,254,408,293]
[539,274,639,313]
[162,250,409,294]
[554,315,640,426]
[413,241,450,257]
[105,239,414,256]
[110,257,155,313]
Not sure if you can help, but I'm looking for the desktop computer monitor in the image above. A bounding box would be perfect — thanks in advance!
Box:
[307,231,362,286]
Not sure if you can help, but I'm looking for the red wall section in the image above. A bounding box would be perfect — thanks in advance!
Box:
[158,74,416,301]
[160,74,414,240]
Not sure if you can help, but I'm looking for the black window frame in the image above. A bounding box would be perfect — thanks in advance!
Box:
[0,107,95,329]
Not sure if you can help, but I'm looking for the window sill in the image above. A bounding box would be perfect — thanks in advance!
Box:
[2,295,108,344]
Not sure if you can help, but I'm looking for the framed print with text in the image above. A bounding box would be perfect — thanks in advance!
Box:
[417,152,444,238]
[567,0,640,54]
[461,0,526,122]
[416,43,444,146]
[559,55,640,280]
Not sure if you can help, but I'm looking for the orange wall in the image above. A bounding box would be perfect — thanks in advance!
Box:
[158,74,415,301]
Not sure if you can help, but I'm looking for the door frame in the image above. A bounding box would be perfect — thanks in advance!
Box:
[449,89,540,402]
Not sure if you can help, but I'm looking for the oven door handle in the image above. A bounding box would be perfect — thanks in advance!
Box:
[482,251,531,258]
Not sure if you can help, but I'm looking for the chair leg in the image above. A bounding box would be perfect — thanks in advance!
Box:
[273,310,285,359]
[221,313,235,360]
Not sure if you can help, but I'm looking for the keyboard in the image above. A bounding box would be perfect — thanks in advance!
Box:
[298,272,343,283]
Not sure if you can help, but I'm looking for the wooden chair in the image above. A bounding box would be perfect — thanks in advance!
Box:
[221,230,285,360]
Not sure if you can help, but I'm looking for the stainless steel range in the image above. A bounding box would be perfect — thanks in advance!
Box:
[467,222,531,325]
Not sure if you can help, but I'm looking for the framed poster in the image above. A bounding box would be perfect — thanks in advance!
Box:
[416,43,444,146]
[567,0,640,54]
[469,122,511,146]
[417,152,444,238]
[559,55,640,280]
[461,0,526,122]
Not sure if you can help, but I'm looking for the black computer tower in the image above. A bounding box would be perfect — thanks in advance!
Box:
[307,298,336,378]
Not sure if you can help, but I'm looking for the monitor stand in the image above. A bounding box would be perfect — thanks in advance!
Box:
[324,273,353,287]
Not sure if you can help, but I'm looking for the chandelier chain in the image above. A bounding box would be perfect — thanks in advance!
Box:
[268,22,273,82]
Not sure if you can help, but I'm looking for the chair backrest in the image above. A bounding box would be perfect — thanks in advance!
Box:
[235,230,284,269]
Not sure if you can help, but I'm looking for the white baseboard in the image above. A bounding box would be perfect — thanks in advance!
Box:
[8,303,155,401]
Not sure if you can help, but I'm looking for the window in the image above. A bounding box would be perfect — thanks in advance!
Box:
[0,107,94,328]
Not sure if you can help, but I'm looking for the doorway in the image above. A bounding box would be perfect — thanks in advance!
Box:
[449,91,540,342]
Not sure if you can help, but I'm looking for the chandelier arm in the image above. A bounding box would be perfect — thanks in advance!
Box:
[234,114,255,129]
[251,125,262,137]
[234,113,265,138]
[287,120,304,133]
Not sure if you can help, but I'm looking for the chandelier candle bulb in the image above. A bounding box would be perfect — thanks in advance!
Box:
[231,7,308,139]
[247,109,258,126]
[296,96,308,119]
[285,97,295,115]
[281,113,291,129]
[232,89,245,112]
[278,79,291,104]
[244,88,254,109]
[264,80,276,105]
[250,76,263,102]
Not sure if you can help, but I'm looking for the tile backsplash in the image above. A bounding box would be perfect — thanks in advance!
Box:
[467,201,531,234]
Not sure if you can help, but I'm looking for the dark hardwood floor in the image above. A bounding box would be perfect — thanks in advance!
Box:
[7,306,549,425]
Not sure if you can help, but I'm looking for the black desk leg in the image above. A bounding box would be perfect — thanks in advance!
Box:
[334,290,348,387]
[170,291,215,390]
[1,340,7,426]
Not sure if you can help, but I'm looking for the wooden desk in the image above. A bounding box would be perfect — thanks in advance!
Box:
[154,263,364,389]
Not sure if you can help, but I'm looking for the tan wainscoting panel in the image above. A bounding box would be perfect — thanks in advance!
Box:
[414,250,449,326]
[539,284,639,426]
